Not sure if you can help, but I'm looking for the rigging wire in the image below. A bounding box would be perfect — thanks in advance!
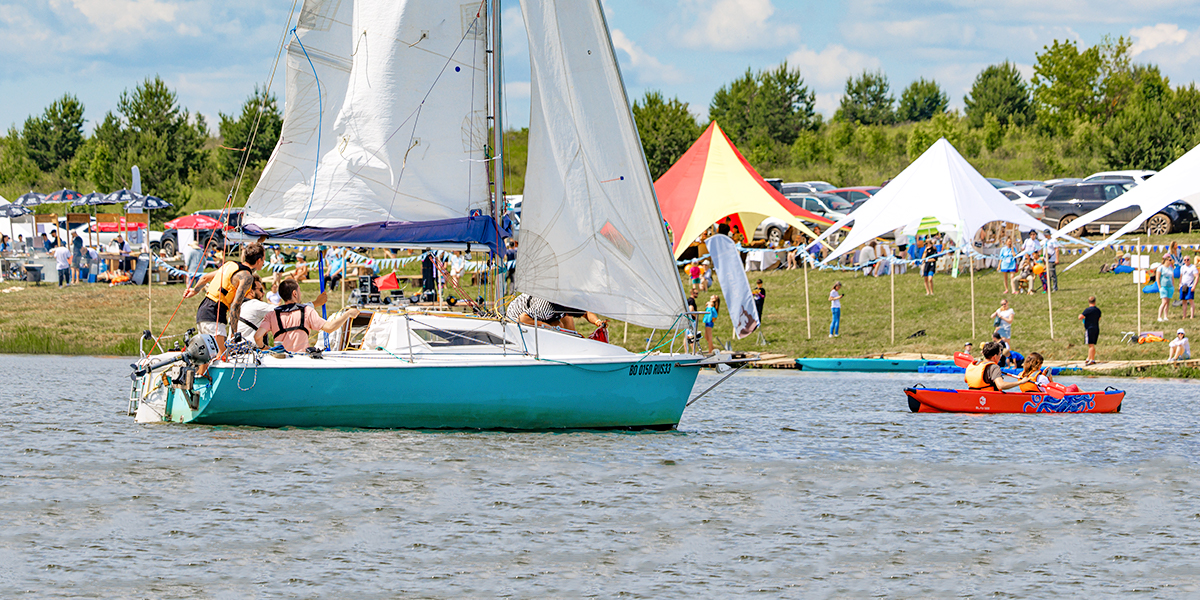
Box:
[291,27,322,226]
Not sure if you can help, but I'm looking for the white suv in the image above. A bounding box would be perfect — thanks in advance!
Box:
[1083,170,1157,183]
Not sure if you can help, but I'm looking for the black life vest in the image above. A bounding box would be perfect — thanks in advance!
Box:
[273,303,309,336]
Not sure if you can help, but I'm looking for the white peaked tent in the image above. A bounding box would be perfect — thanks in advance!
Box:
[809,138,1057,339]
[1057,142,1200,271]
[811,138,1050,262]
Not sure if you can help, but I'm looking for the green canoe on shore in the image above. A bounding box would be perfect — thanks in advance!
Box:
[795,358,950,372]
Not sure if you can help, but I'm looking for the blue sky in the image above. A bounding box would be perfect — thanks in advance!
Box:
[2,0,1199,134]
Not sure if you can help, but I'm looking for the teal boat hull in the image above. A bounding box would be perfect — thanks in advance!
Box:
[150,359,701,430]
[795,358,949,372]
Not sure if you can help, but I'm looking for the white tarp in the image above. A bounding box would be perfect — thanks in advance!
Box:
[244,0,491,231]
[1057,143,1200,270]
[707,234,760,339]
[514,0,686,329]
[812,138,1050,262]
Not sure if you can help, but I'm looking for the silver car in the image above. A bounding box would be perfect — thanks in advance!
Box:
[998,185,1049,222]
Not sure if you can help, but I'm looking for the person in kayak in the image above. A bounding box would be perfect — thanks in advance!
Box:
[1018,352,1052,392]
[965,341,1029,392]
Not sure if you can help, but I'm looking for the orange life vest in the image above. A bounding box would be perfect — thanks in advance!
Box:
[1019,368,1046,392]
[965,361,995,390]
[204,261,253,307]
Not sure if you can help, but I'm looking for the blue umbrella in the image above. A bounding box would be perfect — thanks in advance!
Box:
[72,191,114,207]
[44,189,83,204]
[104,189,143,204]
[0,204,31,218]
[15,191,46,207]
[125,195,173,210]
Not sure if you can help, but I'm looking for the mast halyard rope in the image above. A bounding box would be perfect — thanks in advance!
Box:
[290,27,322,226]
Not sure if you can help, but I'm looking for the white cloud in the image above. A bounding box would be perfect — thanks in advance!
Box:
[1130,23,1188,56]
[678,0,798,51]
[786,44,882,89]
[53,0,179,33]
[611,29,685,85]
[813,92,841,116]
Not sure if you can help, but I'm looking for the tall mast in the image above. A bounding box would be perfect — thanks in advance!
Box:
[490,0,506,309]
[490,0,505,229]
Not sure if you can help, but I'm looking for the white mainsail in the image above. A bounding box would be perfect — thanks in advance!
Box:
[244,0,492,231]
[514,0,687,329]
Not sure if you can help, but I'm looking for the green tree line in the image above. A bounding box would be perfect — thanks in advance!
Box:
[4,35,1200,222]
[0,76,282,223]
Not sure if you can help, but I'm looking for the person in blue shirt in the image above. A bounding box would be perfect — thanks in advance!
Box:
[703,295,720,354]
[998,236,1017,294]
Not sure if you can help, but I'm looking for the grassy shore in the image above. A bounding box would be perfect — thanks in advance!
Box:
[3,235,1200,375]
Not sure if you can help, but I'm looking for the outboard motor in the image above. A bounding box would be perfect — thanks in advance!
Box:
[130,334,219,379]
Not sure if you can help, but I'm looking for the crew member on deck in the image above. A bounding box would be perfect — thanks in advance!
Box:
[255,279,360,352]
[505,293,606,332]
[183,243,266,360]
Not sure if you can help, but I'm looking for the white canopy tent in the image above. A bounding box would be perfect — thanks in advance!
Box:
[1055,143,1200,271]
[811,138,1051,262]
[809,137,1059,338]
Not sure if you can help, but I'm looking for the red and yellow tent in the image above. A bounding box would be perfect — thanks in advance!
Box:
[656,122,834,258]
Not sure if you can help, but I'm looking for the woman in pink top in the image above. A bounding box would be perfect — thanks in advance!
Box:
[255,279,360,352]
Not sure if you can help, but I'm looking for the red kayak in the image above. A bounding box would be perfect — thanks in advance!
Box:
[905,386,1125,414]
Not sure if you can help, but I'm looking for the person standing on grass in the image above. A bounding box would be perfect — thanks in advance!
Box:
[829,281,843,337]
[53,243,71,287]
[70,232,83,284]
[921,238,937,295]
[1022,230,1039,258]
[687,259,702,292]
[703,295,719,354]
[1079,296,1101,366]
[992,298,1014,345]
[998,237,1017,294]
[1158,255,1176,322]
[1041,230,1059,292]
[753,278,766,319]
[1179,255,1197,319]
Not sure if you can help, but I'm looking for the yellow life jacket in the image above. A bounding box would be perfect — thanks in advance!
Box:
[205,261,253,307]
[965,361,994,390]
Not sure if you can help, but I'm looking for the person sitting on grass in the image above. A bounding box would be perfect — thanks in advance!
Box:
[1169,328,1191,362]
[965,341,1030,392]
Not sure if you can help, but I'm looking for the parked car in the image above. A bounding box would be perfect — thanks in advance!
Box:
[753,193,849,244]
[158,208,244,256]
[826,186,881,210]
[1043,177,1083,188]
[66,219,164,252]
[985,177,1014,189]
[801,181,836,192]
[998,186,1050,222]
[1009,180,1044,187]
[1083,170,1156,183]
[1041,181,1198,235]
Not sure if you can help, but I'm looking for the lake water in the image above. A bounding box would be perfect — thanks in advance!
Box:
[2,355,1199,598]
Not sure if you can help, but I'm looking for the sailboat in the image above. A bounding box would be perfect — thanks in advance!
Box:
[128,0,743,429]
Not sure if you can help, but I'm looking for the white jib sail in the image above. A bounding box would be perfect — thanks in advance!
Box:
[515,0,687,329]
[244,0,492,231]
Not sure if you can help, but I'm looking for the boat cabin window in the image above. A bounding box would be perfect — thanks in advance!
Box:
[412,328,506,347]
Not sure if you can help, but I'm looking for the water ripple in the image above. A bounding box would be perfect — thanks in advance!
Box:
[0,356,1198,598]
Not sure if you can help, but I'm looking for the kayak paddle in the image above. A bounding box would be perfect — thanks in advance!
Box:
[952,352,974,368]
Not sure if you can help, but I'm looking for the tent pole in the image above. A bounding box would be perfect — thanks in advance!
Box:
[970,254,976,338]
[804,255,811,339]
[890,255,895,345]
[1136,237,1142,337]
[1047,274,1054,339]
[623,321,628,345]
